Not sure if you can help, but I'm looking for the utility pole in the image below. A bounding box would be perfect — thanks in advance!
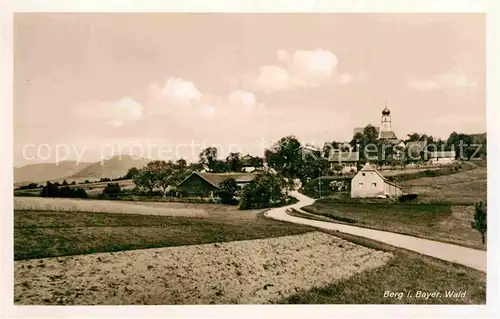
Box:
[318,167,322,198]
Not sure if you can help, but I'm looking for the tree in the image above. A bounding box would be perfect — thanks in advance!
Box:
[406,133,421,142]
[239,172,287,210]
[103,183,121,198]
[226,152,242,172]
[471,200,487,244]
[146,160,176,195]
[264,136,302,180]
[62,179,68,186]
[350,125,379,162]
[250,156,264,169]
[199,147,219,172]
[40,182,59,197]
[133,168,155,193]
[175,158,187,170]
[84,180,90,184]
[213,160,229,173]
[216,178,238,205]
[124,167,140,179]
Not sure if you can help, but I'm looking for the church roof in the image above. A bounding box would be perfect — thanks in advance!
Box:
[379,131,398,140]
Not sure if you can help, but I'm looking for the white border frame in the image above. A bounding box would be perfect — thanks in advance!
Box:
[1,1,498,318]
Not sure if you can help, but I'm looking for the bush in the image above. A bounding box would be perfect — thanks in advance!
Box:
[239,172,287,210]
[102,183,121,199]
[398,193,418,202]
[216,178,239,205]
[40,182,88,198]
[18,183,40,190]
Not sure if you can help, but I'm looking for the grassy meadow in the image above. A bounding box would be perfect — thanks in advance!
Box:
[300,200,485,250]
[14,203,314,260]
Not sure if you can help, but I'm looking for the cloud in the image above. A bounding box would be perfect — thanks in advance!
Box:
[288,49,338,87]
[75,97,144,127]
[228,90,257,109]
[146,77,203,114]
[276,49,290,61]
[199,104,216,118]
[251,49,363,93]
[406,73,477,92]
[254,65,290,94]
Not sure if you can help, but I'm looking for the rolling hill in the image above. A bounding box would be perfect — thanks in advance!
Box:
[14,161,93,186]
[14,155,152,186]
[67,155,151,180]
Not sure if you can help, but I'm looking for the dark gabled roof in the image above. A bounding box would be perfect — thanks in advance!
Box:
[178,172,257,189]
[328,152,360,162]
[378,130,398,140]
[240,154,255,166]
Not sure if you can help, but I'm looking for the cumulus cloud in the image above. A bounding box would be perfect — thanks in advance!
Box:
[75,97,144,127]
[288,49,338,86]
[406,73,477,92]
[146,77,203,114]
[254,65,290,94]
[228,90,257,109]
[198,104,216,118]
[252,49,364,93]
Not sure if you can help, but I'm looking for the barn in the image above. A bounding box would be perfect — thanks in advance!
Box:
[350,163,403,198]
[177,172,257,198]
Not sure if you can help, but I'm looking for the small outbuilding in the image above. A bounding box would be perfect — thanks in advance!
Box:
[350,163,403,198]
[177,172,256,198]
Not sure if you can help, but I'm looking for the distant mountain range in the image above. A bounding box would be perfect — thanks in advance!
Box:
[14,155,151,186]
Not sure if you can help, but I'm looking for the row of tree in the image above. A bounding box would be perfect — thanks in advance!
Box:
[199,148,264,173]
[40,182,88,198]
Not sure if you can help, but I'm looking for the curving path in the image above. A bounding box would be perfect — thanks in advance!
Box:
[265,191,486,272]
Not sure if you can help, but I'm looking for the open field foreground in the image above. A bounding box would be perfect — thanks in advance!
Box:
[14,197,208,217]
[400,166,487,204]
[14,232,392,305]
[14,206,313,260]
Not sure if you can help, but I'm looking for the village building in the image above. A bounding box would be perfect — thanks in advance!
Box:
[428,151,456,165]
[328,151,360,174]
[351,163,403,198]
[377,104,406,147]
[240,154,257,172]
[177,172,257,198]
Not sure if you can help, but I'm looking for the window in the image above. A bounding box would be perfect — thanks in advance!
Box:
[358,183,364,188]
[362,173,366,176]
[372,182,377,187]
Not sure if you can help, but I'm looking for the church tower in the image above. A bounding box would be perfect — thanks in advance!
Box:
[380,101,391,132]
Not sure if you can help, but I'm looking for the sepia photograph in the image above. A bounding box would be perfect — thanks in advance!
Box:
[2,1,498,318]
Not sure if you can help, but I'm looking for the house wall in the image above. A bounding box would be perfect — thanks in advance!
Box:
[179,174,218,197]
[429,157,455,165]
[242,166,256,173]
[384,183,403,197]
[350,171,385,198]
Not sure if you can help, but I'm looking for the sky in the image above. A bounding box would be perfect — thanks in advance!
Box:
[14,13,486,166]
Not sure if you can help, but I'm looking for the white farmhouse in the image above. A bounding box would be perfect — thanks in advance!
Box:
[428,151,456,165]
[351,163,403,198]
